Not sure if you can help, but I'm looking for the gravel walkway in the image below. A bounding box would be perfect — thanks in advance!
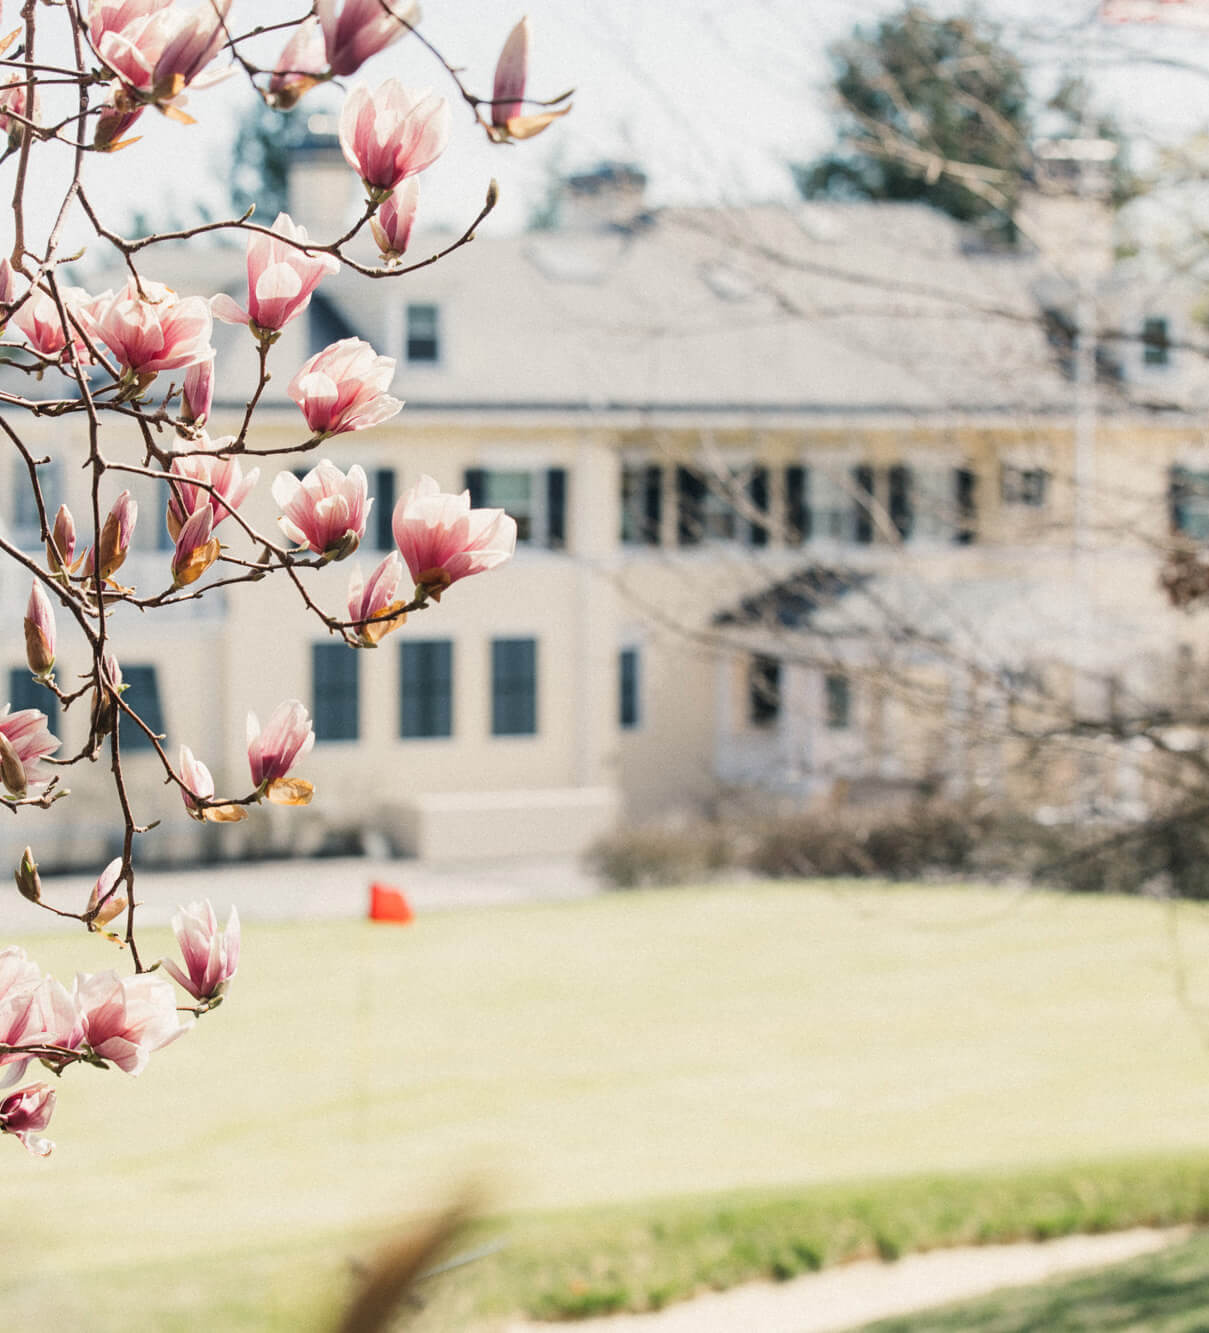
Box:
[501,1228,1186,1333]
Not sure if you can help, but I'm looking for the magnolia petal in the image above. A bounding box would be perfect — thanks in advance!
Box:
[265,777,314,806]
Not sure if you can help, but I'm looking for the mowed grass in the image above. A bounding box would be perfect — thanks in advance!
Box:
[860,1227,1209,1332]
[6,880,1209,1328]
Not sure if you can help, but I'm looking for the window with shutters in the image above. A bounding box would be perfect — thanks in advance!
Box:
[400,640,453,739]
[7,667,58,736]
[463,467,566,549]
[1001,464,1048,507]
[311,643,358,742]
[119,665,165,752]
[1170,467,1209,541]
[674,464,769,547]
[491,638,537,736]
[11,457,62,548]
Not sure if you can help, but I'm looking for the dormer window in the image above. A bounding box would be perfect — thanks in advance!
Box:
[406,303,439,363]
[1142,316,1170,367]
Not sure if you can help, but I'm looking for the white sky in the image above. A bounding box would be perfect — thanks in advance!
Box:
[17,0,1209,254]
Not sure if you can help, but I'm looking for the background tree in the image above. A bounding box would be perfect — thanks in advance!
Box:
[793,4,1031,241]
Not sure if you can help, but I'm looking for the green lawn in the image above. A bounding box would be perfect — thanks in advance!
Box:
[7,880,1209,1328]
[859,1228,1209,1332]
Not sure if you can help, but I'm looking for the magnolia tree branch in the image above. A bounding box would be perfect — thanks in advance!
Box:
[0,0,559,1159]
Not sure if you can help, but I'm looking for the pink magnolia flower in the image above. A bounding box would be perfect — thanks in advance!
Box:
[74,970,189,1075]
[0,975,81,1087]
[0,705,59,794]
[287,338,402,438]
[167,436,258,540]
[348,550,406,646]
[83,278,212,386]
[211,212,339,341]
[247,699,314,789]
[162,900,240,1003]
[392,474,518,598]
[318,0,419,78]
[89,0,233,107]
[180,350,214,426]
[339,79,449,199]
[10,284,95,362]
[272,459,370,560]
[0,1084,56,1156]
[0,948,41,1004]
[267,15,326,109]
[369,179,419,263]
[24,581,55,680]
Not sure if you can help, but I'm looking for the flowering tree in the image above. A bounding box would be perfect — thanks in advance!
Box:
[0,0,568,1157]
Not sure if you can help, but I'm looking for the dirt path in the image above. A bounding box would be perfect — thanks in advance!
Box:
[501,1227,1186,1333]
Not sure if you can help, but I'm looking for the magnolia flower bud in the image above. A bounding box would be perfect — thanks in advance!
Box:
[96,491,137,581]
[171,506,220,588]
[85,856,126,929]
[0,732,27,798]
[24,581,55,679]
[47,504,76,574]
[14,847,40,903]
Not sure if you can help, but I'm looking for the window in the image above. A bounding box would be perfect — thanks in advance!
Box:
[7,668,58,735]
[406,303,439,363]
[810,468,855,541]
[373,468,396,550]
[954,467,977,545]
[825,673,851,730]
[1143,317,1170,367]
[465,468,566,549]
[491,638,537,736]
[748,656,780,728]
[119,665,165,752]
[1001,465,1048,507]
[11,458,61,544]
[311,643,358,741]
[1170,467,1209,540]
[675,465,769,547]
[620,464,663,545]
[619,647,640,729]
[400,640,453,739]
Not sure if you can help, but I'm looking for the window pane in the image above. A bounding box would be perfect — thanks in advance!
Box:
[492,638,537,736]
[483,470,533,543]
[749,656,780,727]
[825,673,851,730]
[121,664,165,752]
[400,640,453,739]
[374,468,396,550]
[406,303,439,362]
[7,668,58,736]
[619,648,640,729]
[312,643,359,741]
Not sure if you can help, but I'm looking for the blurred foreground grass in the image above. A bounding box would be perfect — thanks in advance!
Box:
[7,881,1209,1328]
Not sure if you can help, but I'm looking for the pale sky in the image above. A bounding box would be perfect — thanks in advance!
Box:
[21,0,1209,254]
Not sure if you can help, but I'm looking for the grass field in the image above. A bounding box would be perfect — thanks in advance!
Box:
[861,1228,1209,1332]
[7,879,1209,1328]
